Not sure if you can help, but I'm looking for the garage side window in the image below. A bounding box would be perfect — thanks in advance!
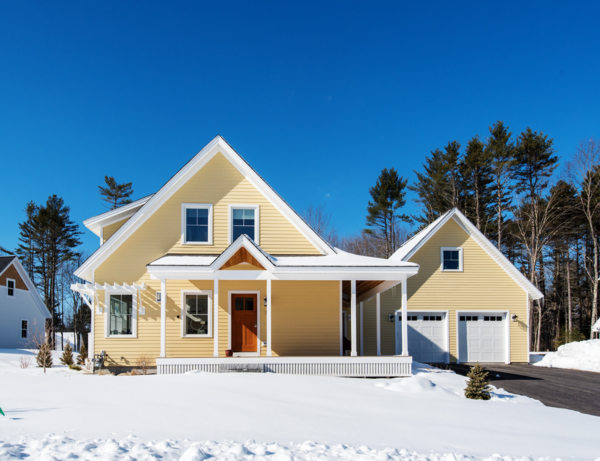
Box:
[7,279,15,297]
[441,247,463,271]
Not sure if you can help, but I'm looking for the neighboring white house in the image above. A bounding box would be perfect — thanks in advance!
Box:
[0,256,51,348]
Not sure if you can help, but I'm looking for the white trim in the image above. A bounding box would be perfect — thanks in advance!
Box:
[526,291,530,356]
[83,195,153,237]
[350,280,357,357]
[6,278,15,297]
[180,290,213,338]
[214,279,219,357]
[228,204,260,245]
[181,203,213,245]
[359,302,364,356]
[266,279,272,357]
[75,136,336,281]
[440,246,463,272]
[456,310,510,364]
[228,290,261,355]
[160,279,166,357]
[401,280,408,356]
[339,281,343,356]
[100,227,104,246]
[376,293,381,356]
[104,290,138,339]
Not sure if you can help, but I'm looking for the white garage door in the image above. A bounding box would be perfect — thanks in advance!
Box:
[396,312,447,363]
[458,313,506,363]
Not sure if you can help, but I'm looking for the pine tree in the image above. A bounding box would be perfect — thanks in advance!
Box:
[461,136,493,234]
[464,362,492,400]
[77,342,87,365]
[36,343,53,371]
[16,201,39,281]
[442,140,463,209]
[60,343,74,366]
[365,168,411,257]
[99,176,134,210]
[410,148,450,226]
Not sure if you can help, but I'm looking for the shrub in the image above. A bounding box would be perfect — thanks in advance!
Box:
[553,328,586,349]
[135,354,152,375]
[68,364,82,371]
[36,343,53,369]
[77,343,87,366]
[464,362,492,400]
[19,356,31,369]
[60,343,74,366]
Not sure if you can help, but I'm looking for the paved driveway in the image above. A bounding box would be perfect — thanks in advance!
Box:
[449,363,600,417]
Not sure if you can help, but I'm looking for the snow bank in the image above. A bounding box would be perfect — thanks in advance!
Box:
[534,339,600,372]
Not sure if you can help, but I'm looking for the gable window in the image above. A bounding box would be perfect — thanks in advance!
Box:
[182,203,213,245]
[441,247,463,272]
[181,291,212,337]
[230,205,259,243]
[21,320,28,338]
[7,279,15,297]
[107,294,135,337]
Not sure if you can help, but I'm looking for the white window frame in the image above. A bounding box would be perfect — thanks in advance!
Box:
[181,290,213,338]
[7,278,15,297]
[181,203,213,245]
[21,319,28,339]
[104,291,138,339]
[440,247,463,272]
[228,204,260,244]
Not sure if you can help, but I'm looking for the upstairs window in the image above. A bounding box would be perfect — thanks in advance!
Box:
[441,247,463,272]
[230,205,259,243]
[7,279,15,297]
[182,204,212,245]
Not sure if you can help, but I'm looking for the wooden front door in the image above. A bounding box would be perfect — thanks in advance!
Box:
[231,294,258,352]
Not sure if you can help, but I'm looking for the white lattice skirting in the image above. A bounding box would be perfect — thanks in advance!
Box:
[156,356,412,377]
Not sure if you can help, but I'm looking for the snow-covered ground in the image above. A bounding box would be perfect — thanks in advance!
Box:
[535,339,600,373]
[1,349,599,461]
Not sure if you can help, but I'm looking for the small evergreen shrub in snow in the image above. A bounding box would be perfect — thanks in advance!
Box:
[68,364,82,371]
[60,343,74,366]
[464,362,491,400]
[553,327,586,349]
[36,343,53,369]
[77,343,87,366]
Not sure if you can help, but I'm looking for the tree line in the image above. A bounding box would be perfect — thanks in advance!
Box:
[305,123,600,350]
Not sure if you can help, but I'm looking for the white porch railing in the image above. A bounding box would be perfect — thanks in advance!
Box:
[156,356,412,377]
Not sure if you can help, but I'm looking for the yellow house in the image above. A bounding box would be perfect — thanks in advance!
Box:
[358,208,543,365]
[72,137,542,375]
[72,136,419,376]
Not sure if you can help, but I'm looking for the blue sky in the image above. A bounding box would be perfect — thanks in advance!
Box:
[1,1,599,255]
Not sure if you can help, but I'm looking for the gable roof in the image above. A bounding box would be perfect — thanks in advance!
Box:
[75,136,336,280]
[0,256,51,318]
[83,195,154,237]
[390,208,544,301]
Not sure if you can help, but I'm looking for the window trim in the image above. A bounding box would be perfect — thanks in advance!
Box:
[181,203,213,245]
[181,290,213,338]
[7,278,15,297]
[228,204,260,244]
[104,291,138,339]
[21,319,28,339]
[440,247,463,272]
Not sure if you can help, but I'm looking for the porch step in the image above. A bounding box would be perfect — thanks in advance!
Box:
[219,363,264,373]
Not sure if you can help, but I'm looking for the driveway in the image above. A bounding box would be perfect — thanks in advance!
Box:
[449,363,600,417]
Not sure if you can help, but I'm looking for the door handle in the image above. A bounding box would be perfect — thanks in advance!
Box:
[254,323,257,328]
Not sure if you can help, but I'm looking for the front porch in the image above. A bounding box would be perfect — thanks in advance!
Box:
[156,355,412,377]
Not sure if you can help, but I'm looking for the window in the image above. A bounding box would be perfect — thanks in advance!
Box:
[484,316,503,322]
[109,294,134,336]
[7,279,15,297]
[460,315,479,321]
[423,315,442,321]
[182,291,212,337]
[230,205,259,243]
[441,247,463,271]
[21,320,28,338]
[182,203,212,245]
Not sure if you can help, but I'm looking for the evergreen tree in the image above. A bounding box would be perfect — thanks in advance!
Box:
[365,168,411,257]
[16,202,39,281]
[36,343,53,371]
[442,140,463,209]
[464,362,492,400]
[410,148,449,226]
[77,342,87,365]
[486,121,515,250]
[461,136,493,233]
[60,343,74,366]
[98,176,134,210]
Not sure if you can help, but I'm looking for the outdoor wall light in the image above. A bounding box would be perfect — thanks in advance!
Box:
[511,314,518,322]
[263,297,267,307]
[388,314,395,322]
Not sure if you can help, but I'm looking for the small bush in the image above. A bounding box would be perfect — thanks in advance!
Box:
[77,343,87,366]
[464,362,492,400]
[135,354,152,375]
[36,343,53,369]
[553,328,586,349]
[68,364,82,371]
[60,343,74,366]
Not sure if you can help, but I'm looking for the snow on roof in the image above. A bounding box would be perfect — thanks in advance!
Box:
[390,208,544,300]
[149,255,218,266]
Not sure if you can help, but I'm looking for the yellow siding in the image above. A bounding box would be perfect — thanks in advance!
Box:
[362,219,529,362]
[272,281,339,356]
[101,218,129,244]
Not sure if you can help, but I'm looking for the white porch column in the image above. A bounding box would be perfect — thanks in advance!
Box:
[351,280,357,357]
[213,278,219,357]
[401,277,408,356]
[360,302,364,356]
[160,279,166,358]
[339,281,343,356]
[376,293,381,356]
[266,278,272,357]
